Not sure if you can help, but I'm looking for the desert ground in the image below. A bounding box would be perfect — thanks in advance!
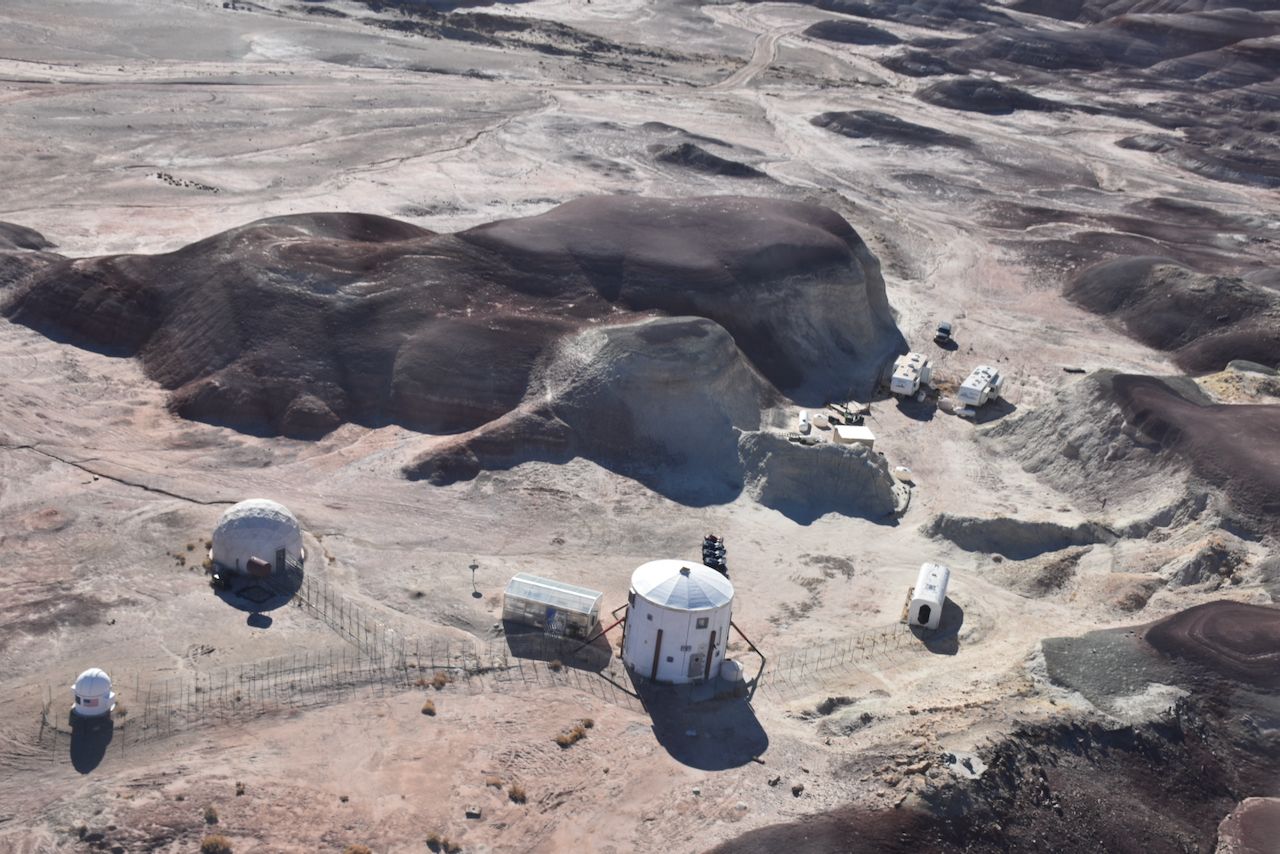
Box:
[0,1,1277,852]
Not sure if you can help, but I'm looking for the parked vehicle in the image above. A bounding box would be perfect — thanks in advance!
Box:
[957,365,1004,407]
[890,352,932,397]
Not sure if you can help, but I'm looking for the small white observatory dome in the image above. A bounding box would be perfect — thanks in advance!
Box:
[211,499,303,575]
[71,668,116,717]
[622,560,734,684]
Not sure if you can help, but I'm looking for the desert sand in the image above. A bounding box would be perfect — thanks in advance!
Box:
[0,1,1276,852]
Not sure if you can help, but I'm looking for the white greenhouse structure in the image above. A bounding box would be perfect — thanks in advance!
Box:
[71,667,116,718]
[622,560,734,684]
[909,562,951,631]
[502,573,603,639]
[211,498,304,577]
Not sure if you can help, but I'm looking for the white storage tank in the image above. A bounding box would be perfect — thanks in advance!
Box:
[909,562,950,631]
[71,668,116,718]
[622,560,734,684]
[211,499,304,576]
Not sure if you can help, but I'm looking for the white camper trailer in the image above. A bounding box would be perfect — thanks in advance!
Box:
[890,352,932,398]
[957,365,1004,408]
[909,563,950,631]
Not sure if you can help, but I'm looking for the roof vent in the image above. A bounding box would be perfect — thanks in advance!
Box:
[679,566,691,575]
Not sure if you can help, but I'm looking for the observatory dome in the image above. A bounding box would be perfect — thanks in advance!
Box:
[622,560,735,684]
[630,559,734,611]
[211,498,303,575]
[71,667,116,717]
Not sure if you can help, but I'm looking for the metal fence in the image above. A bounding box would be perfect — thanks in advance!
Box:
[756,621,926,699]
[28,574,937,760]
[286,572,407,661]
[35,630,637,759]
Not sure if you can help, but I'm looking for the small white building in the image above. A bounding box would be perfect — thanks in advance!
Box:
[909,562,951,631]
[211,499,304,576]
[71,668,116,718]
[957,365,1004,408]
[622,560,734,684]
[833,424,876,450]
[890,352,932,397]
[502,573,603,639]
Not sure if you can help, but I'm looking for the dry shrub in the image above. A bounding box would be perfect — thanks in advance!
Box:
[431,671,452,690]
[508,783,527,804]
[187,542,196,552]
[201,835,233,854]
[581,718,594,729]
[204,805,218,825]
[234,781,245,796]
[414,677,429,688]
[484,776,503,789]
[554,723,587,748]
[114,704,128,719]
[427,833,460,853]
[548,659,563,672]
[421,699,436,716]
[344,846,372,854]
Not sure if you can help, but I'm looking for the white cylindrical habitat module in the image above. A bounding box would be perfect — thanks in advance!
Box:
[909,562,950,631]
[211,499,304,574]
[71,668,116,718]
[622,560,734,684]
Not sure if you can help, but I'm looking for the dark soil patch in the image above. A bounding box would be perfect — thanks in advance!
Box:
[916,78,1067,115]
[1144,601,1280,689]
[803,19,900,46]
[649,143,765,178]
[811,110,972,148]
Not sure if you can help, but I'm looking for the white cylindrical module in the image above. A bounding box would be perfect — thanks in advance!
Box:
[71,668,116,718]
[211,499,304,575]
[909,562,951,631]
[622,560,734,684]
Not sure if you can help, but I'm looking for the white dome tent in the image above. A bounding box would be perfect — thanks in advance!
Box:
[622,560,734,684]
[211,499,304,576]
[71,668,116,718]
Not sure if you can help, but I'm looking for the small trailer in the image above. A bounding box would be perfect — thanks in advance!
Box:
[957,365,1004,408]
[889,352,932,398]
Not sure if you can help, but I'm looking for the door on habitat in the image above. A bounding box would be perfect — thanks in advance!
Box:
[275,548,286,574]
[547,607,567,637]
[688,652,706,680]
